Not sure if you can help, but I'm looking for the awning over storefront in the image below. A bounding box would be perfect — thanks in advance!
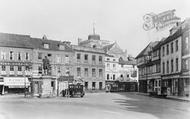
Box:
[4,77,30,88]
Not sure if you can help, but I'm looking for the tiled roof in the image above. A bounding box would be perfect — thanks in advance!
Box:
[0,32,33,48]
[30,38,73,52]
[135,41,159,59]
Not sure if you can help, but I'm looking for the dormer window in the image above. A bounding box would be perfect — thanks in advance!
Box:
[44,43,49,49]
[59,45,65,50]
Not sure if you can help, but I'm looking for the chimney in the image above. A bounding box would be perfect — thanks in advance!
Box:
[78,38,82,45]
[42,35,47,40]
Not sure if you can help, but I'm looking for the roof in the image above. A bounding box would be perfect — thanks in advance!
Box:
[119,57,137,65]
[103,43,115,51]
[135,41,159,59]
[72,45,105,54]
[0,32,33,49]
[30,38,73,52]
[160,19,190,46]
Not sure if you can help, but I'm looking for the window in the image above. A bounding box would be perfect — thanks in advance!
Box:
[163,62,165,74]
[57,66,61,73]
[47,53,52,57]
[185,37,189,49]
[26,52,29,60]
[51,81,54,87]
[107,74,109,80]
[176,58,178,71]
[1,52,6,60]
[2,65,6,71]
[113,64,116,68]
[99,69,103,77]
[92,68,96,77]
[38,52,42,59]
[38,66,42,74]
[127,74,129,77]
[92,55,96,61]
[107,63,110,68]
[59,45,65,50]
[77,53,81,60]
[44,43,49,49]
[167,61,169,73]
[176,40,178,51]
[10,51,13,60]
[25,66,30,71]
[113,74,115,80]
[84,54,88,61]
[85,82,88,89]
[84,68,88,77]
[66,67,70,75]
[56,55,61,63]
[166,44,169,55]
[92,45,96,48]
[77,67,81,76]
[171,59,174,72]
[183,59,189,70]
[107,58,110,61]
[65,55,69,63]
[162,46,165,56]
[18,66,22,71]
[10,65,14,71]
[171,42,173,53]
[92,82,96,89]
[113,59,116,61]
[99,56,102,63]
[18,52,21,60]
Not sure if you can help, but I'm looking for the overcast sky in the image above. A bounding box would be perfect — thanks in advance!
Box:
[0,0,189,57]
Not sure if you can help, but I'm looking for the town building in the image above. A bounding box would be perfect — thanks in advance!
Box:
[72,45,105,90]
[29,36,74,97]
[136,41,159,93]
[136,18,190,97]
[181,19,190,96]
[0,33,33,94]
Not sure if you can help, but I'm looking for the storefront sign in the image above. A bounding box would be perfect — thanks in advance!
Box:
[143,9,181,31]
[4,77,30,88]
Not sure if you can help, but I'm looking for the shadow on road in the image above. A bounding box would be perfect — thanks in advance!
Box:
[112,92,190,119]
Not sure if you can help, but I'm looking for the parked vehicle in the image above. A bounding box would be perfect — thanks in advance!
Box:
[62,83,85,98]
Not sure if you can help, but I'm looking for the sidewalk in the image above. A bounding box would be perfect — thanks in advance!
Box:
[135,92,190,102]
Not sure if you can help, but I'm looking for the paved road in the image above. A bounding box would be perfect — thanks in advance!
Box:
[0,92,190,119]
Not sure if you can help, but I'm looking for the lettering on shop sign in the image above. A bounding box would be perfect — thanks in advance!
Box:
[143,9,181,31]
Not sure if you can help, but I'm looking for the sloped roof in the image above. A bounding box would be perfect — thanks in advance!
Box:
[30,38,73,52]
[0,32,33,48]
[72,45,105,54]
[103,43,115,51]
[119,57,137,65]
[135,41,159,59]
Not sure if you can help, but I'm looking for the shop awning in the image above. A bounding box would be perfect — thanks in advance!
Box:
[4,77,30,88]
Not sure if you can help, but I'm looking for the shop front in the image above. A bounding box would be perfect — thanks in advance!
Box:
[3,77,30,94]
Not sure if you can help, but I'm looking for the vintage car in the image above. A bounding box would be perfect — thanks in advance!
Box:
[62,83,85,98]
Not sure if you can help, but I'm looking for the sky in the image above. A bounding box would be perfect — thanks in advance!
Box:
[0,0,189,57]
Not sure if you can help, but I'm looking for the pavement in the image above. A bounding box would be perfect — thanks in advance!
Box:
[136,92,190,102]
[0,92,190,119]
